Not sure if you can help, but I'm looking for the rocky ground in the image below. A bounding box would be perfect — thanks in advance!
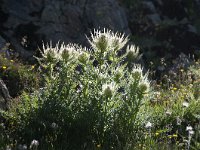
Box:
[0,0,130,60]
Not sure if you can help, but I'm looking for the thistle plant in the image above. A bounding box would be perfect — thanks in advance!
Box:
[4,29,150,149]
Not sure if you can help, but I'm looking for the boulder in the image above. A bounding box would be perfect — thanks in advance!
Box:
[0,79,11,111]
[0,0,130,60]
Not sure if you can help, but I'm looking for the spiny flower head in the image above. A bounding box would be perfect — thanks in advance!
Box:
[126,45,140,61]
[131,64,150,93]
[138,75,150,93]
[40,42,61,63]
[40,42,89,63]
[58,43,80,61]
[132,64,143,79]
[88,28,128,53]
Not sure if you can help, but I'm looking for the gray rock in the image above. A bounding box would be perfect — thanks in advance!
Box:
[142,1,157,13]
[147,13,161,25]
[0,79,11,111]
[0,0,131,59]
[187,24,197,33]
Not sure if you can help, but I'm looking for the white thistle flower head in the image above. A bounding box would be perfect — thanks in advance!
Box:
[30,139,39,149]
[102,82,116,98]
[183,101,189,108]
[132,64,143,79]
[58,43,80,61]
[126,45,140,61]
[41,42,61,63]
[88,28,128,53]
[145,121,152,129]
[76,47,90,64]
[139,74,150,93]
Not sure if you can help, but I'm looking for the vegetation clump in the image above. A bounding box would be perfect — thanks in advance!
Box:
[0,29,200,150]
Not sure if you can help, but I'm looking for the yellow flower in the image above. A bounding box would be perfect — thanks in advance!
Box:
[10,60,14,62]
[168,135,172,139]
[171,87,177,91]
[2,66,7,69]
[31,65,35,69]
[155,132,159,136]
[172,134,178,138]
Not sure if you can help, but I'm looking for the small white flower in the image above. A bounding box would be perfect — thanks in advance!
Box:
[183,101,189,107]
[176,117,182,125]
[166,110,172,115]
[51,122,58,129]
[145,121,152,129]
[30,139,39,149]
[189,130,195,135]
[186,126,193,131]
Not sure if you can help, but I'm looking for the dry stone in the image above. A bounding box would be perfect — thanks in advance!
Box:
[0,0,130,60]
[0,79,11,111]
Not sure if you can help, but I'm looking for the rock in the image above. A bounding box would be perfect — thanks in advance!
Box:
[0,0,131,60]
[147,13,161,25]
[187,25,197,34]
[142,1,157,13]
[85,0,130,33]
[0,79,11,111]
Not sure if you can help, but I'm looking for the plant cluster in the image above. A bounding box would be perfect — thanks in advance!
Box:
[0,29,200,150]
[1,29,150,149]
[0,47,40,97]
